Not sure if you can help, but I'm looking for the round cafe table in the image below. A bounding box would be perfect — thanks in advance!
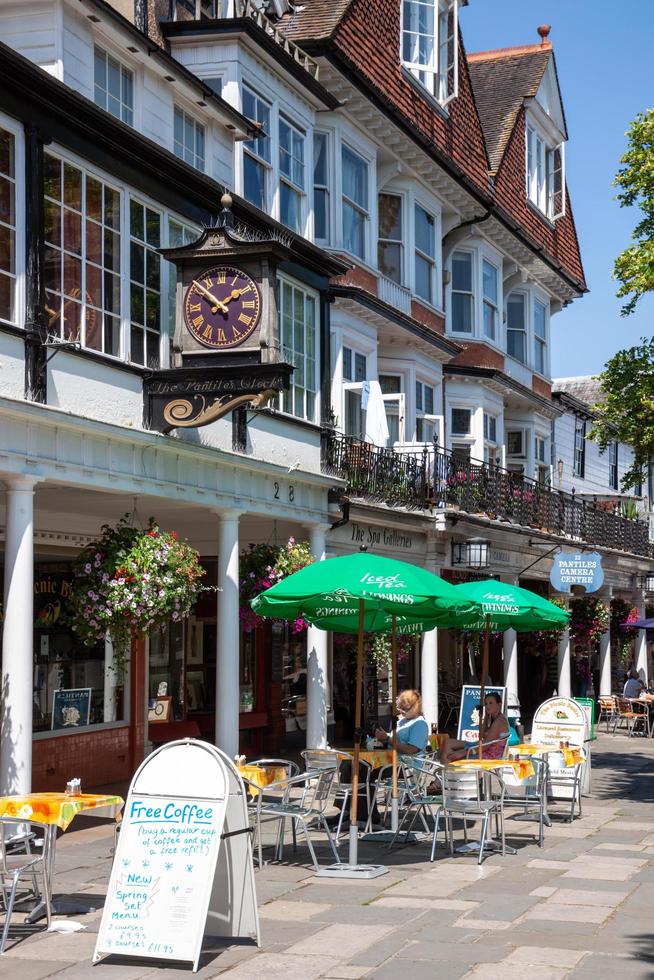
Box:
[237,764,288,796]
[0,792,123,923]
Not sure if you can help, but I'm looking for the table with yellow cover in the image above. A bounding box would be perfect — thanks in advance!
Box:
[0,792,123,923]
[237,764,288,797]
[515,743,586,768]
[451,758,535,780]
[336,748,394,769]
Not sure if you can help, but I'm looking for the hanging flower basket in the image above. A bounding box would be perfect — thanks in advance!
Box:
[239,537,314,634]
[569,595,610,646]
[366,633,416,670]
[67,516,205,651]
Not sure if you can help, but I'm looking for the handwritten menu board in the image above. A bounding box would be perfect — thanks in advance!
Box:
[95,794,224,965]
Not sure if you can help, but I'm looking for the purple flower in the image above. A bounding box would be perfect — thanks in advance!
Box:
[84,563,92,574]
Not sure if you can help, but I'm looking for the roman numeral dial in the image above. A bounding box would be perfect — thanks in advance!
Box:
[183,265,262,350]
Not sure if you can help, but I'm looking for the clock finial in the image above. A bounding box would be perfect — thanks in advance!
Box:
[218,192,234,231]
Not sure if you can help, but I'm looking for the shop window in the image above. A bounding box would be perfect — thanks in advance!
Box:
[129,199,161,368]
[44,153,121,356]
[149,621,185,720]
[276,621,308,750]
[0,127,16,324]
[278,276,317,422]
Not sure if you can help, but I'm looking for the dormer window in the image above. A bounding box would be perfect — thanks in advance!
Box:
[401,0,459,105]
[526,122,565,220]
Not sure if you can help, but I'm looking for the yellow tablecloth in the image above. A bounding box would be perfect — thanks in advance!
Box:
[237,764,288,796]
[451,758,535,780]
[515,743,585,767]
[337,748,394,769]
[0,792,124,831]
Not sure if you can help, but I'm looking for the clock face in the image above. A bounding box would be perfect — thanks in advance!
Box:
[183,265,262,349]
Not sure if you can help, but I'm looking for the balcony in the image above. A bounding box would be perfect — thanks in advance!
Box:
[378,275,412,315]
[322,431,652,557]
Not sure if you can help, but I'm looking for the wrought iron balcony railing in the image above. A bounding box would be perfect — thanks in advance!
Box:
[321,430,652,558]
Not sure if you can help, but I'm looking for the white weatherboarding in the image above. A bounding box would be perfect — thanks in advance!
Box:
[93,739,259,972]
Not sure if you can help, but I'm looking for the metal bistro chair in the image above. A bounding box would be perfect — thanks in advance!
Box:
[388,757,445,861]
[597,695,617,734]
[249,768,340,873]
[0,819,51,954]
[612,697,649,737]
[440,765,506,865]
[546,751,584,822]
[250,758,300,850]
[441,692,460,731]
[302,749,372,843]
[498,756,549,848]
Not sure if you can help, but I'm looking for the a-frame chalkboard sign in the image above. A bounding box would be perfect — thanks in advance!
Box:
[93,739,259,971]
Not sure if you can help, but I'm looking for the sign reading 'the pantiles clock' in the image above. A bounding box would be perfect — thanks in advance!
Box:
[144,194,293,432]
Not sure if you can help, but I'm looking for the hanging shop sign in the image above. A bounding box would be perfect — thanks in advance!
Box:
[550,551,604,594]
[457,685,507,743]
[94,739,259,972]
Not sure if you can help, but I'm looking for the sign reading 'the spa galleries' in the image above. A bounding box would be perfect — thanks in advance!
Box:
[550,551,604,593]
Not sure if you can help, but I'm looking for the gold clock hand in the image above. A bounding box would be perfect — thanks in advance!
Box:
[217,288,248,305]
[191,280,229,314]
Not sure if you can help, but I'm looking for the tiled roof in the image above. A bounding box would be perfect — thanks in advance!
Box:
[468,44,551,173]
[277,0,354,41]
[553,376,605,407]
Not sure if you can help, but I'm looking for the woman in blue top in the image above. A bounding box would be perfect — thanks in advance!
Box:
[375,689,429,755]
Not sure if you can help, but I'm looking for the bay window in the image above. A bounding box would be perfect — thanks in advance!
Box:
[313,132,329,243]
[0,127,16,324]
[342,145,368,260]
[279,277,317,422]
[526,123,565,220]
[414,203,436,304]
[483,412,498,464]
[279,117,305,233]
[378,194,403,284]
[242,87,271,210]
[416,380,436,442]
[482,259,498,340]
[507,293,526,364]
[401,0,459,104]
[173,106,205,171]
[451,250,473,333]
[534,299,547,375]
[129,200,161,368]
[94,46,134,126]
[343,346,367,439]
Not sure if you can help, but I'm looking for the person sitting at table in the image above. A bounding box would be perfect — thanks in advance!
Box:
[623,669,644,699]
[374,689,429,755]
[440,693,509,764]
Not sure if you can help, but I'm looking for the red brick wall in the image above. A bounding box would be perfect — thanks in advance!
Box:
[333,2,490,194]
[333,262,378,294]
[493,108,585,289]
[532,375,552,399]
[411,300,445,334]
[451,342,504,371]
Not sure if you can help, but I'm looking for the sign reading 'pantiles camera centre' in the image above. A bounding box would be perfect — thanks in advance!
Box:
[549,551,604,594]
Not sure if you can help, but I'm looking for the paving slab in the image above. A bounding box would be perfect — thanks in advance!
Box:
[503,946,589,968]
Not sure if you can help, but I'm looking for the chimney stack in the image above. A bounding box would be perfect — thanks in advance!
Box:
[537,24,552,46]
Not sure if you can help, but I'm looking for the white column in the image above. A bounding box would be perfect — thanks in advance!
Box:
[306,524,329,749]
[635,597,648,685]
[599,589,612,696]
[104,635,118,724]
[215,510,241,758]
[1,478,37,795]
[421,628,439,729]
[557,622,572,699]
[503,628,519,707]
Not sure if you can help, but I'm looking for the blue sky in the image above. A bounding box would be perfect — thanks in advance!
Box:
[460,0,654,378]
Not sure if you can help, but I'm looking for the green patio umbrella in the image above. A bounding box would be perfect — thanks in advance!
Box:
[451,580,570,758]
[251,553,477,876]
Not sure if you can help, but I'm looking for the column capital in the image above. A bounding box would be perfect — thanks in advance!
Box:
[3,475,40,492]
[213,508,242,522]
[309,521,332,535]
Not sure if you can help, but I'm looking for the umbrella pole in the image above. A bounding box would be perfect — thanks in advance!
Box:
[348,599,365,867]
[391,615,399,833]
[478,613,491,760]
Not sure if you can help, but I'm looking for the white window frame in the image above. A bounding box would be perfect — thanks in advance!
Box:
[278,273,319,424]
[241,84,272,212]
[342,344,368,440]
[609,440,619,491]
[506,291,527,365]
[341,141,371,263]
[377,191,405,286]
[482,258,499,341]
[415,378,437,442]
[94,45,134,127]
[483,412,498,464]
[313,130,330,245]
[535,433,549,483]
[278,114,306,235]
[173,105,205,172]
[526,120,566,220]
[401,0,459,105]
[533,296,548,376]
[506,428,527,459]
[0,114,24,329]
[573,418,586,479]
[379,373,405,445]
[451,405,472,437]
[413,200,438,306]
[450,248,474,334]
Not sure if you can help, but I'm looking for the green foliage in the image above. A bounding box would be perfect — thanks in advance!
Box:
[614,108,654,315]
[239,537,314,633]
[589,338,654,491]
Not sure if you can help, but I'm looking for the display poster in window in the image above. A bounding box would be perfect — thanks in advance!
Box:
[457,685,506,743]
[34,570,72,628]
[51,688,92,730]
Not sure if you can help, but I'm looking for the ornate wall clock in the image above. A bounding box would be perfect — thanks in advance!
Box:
[183,265,262,350]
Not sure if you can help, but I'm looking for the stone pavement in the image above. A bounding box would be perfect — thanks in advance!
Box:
[2,732,654,979]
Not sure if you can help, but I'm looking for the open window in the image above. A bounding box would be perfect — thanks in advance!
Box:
[342,346,367,439]
[401,0,459,105]
[526,122,566,220]
[379,374,405,444]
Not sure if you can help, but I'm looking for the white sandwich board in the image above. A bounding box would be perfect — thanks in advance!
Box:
[532,696,590,799]
[93,739,259,972]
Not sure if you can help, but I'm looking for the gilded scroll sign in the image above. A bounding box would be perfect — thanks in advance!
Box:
[162,389,276,429]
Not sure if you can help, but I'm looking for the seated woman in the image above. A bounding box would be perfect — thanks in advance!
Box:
[441,693,509,764]
[374,689,429,756]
